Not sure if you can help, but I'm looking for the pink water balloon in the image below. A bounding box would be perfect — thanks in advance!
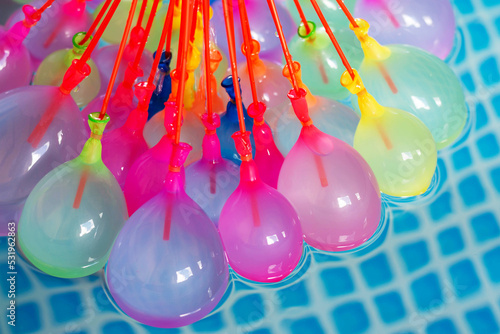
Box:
[101,82,152,188]
[354,0,456,60]
[106,143,229,328]
[218,131,303,282]
[277,88,381,251]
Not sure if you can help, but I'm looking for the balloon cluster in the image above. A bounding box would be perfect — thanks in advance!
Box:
[0,0,466,329]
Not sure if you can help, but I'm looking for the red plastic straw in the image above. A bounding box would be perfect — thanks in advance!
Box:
[335,0,358,28]
[34,0,56,17]
[189,0,200,43]
[174,0,193,144]
[293,0,311,35]
[147,0,176,85]
[310,0,355,79]
[237,0,259,106]
[136,0,149,28]
[222,0,246,133]
[79,0,113,45]
[99,0,139,119]
[164,0,175,53]
[73,167,89,209]
[202,0,213,122]
[266,0,300,94]
[132,0,161,67]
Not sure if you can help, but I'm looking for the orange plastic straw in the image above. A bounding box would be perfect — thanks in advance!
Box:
[79,0,113,45]
[132,0,161,67]
[189,0,201,43]
[99,0,139,119]
[174,0,193,144]
[202,0,213,122]
[34,0,56,17]
[165,0,175,53]
[237,0,259,106]
[310,0,355,79]
[73,168,89,209]
[266,0,300,94]
[136,0,149,28]
[293,0,311,35]
[222,0,246,133]
[335,0,358,28]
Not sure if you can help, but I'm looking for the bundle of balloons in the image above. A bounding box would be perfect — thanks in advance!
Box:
[0,0,466,328]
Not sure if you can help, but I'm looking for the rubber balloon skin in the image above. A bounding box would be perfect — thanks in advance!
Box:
[0,25,32,94]
[285,0,356,29]
[7,0,92,63]
[219,132,303,282]
[350,19,466,149]
[354,0,455,60]
[87,0,106,10]
[342,69,438,197]
[0,85,87,235]
[33,33,101,108]
[17,113,128,278]
[211,0,296,64]
[107,143,228,328]
[148,51,172,119]
[185,114,240,227]
[288,22,363,101]
[101,83,152,188]
[278,89,381,251]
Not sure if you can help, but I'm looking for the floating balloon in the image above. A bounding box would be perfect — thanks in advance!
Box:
[273,62,360,155]
[350,19,467,149]
[218,131,302,282]
[33,32,101,107]
[278,88,381,251]
[288,21,363,101]
[0,63,89,235]
[101,82,152,188]
[87,0,105,10]
[354,0,456,60]
[7,0,92,64]
[18,112,128,278]
[217,76,255,164]
[185,114,239,226]
[341,69,438,197]
[93,26,153,95]
[211,0,297,64]
[285,0,356,29]
[107,143,228,328]
[148,51,173,119]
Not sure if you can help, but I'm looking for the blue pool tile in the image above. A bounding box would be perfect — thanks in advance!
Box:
[471,212,500,242]
[452,147,473,170]
[374,291,406,324]
[360,253,393,287]
[320,267,354,297]
[332,302,370,334]
[33,270,75,288]
[277,281,309,309]
[248,329,272,334]
[491,166,500,193]
[429,192,453,221]
[232,294,265,325]
[449,259,481,298]
[289,317,325,334]
[495,17,500,36]
[465,307,500,334]
[477,133,500,159]
[1,263,31,297]
[437,227,465,255]
[460,72,476,92]
[468,22,489,50]
[483,246,500,282]
[411,273,443,310]
[15,302,41,333]
[393,211,419,234]
[92,286,116,313]
[50,291,83,323]
[426,318,458,334]
[475,103,488,129]
[482,0,500,7]
[399,241,430,272]
[492,95,500,118]
[102,321,135,334]
[192,312,224,332]
[455,0,474,13]
[458,175,486,206]
[480,57,500,86]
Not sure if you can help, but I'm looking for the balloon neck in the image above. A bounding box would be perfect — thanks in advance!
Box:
[123,82,155,131]
[64,32,89,67]
[351,18,391,61]
[59,59,91,94]
[168,69,186,102]
[209,49,222,73]
[201,113,222,161]
[121,62,144,90]
[183,43,201,109]
[287,88,313,126]
[80,113,109,164]
[167,142,192,177]
[232,131,253,162]
[247,101,266,125]
[340,69,385,118]
[225,100,248,124]
[298,21,317,42]
[283,61,317,107]
[63,0,87,16]
[164,169,184,192]
[239,159,260,184]
[123,26,145,62]
[172,2,182,30]
[164,100,181,136]
[241,39,267,77]
[8,5,40,44]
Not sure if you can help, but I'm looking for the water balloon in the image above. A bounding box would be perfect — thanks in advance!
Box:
[148,50,173,119]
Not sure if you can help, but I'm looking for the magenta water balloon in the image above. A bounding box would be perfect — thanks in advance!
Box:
[0,86,87,234]
[219,133,303,282]
[0,25,32,94]
[354,0,456,60]
[7,0,92,63]
[211,0,296,65]
[277,89,381,251]
[107,143,228,328]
